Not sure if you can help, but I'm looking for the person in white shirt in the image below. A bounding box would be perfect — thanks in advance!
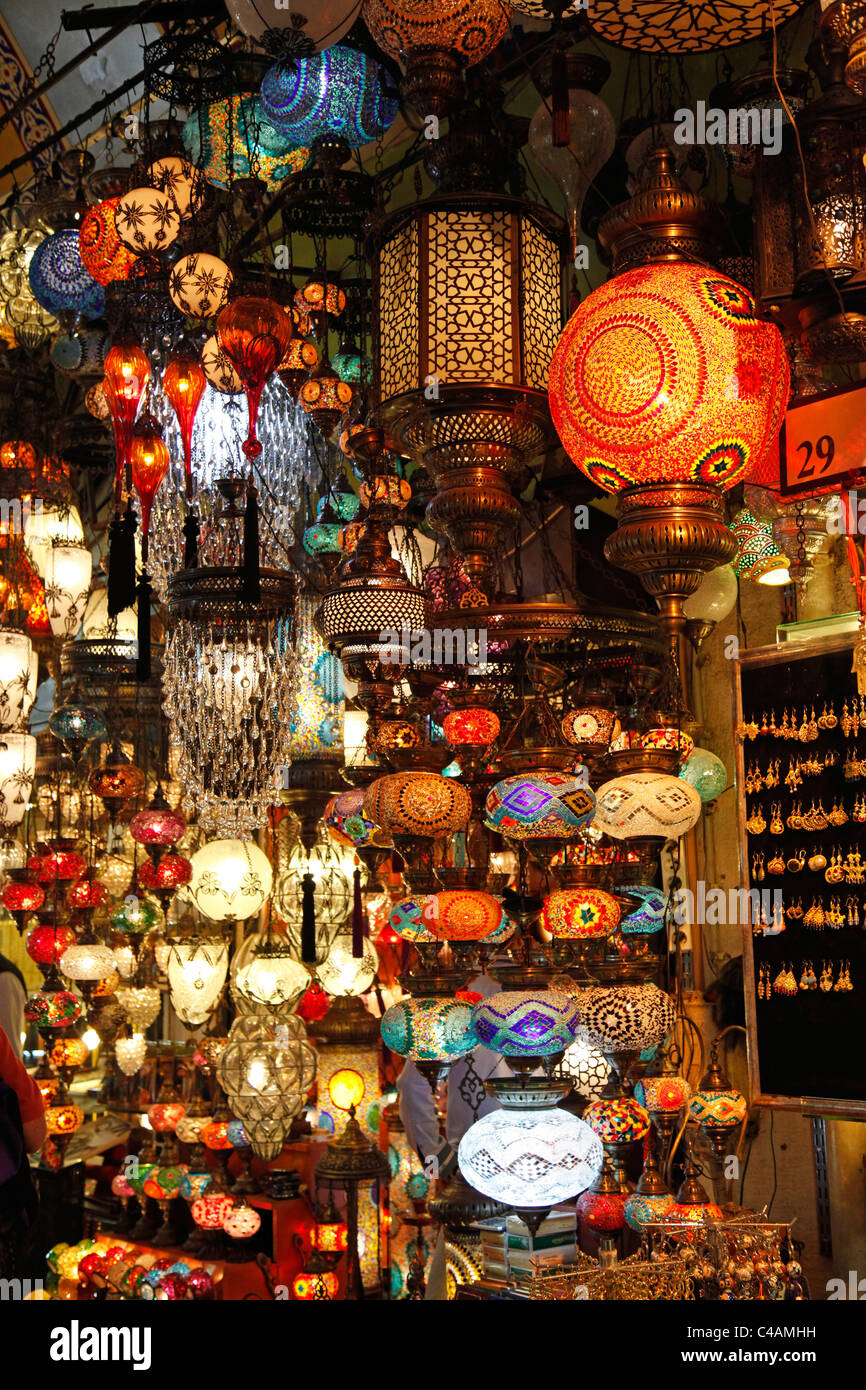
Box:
[0,953,26,1059]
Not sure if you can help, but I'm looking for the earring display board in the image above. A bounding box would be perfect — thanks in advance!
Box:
[733,635,866,1118]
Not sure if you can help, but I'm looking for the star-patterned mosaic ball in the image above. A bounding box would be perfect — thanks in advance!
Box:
[592,772,701,840]
[365,772,471,838]
[548,263,789,493]
[541,887,621,938]
[621,885,667,935]
[579,983,677,1052]
[689,1088,747,1127]
[625,1191,674,1231]
[380,997,476,1063]
[484,771,596,840]
[583,1097,650,1145]
[471,988,581,1056]
[634,1074,691,1113]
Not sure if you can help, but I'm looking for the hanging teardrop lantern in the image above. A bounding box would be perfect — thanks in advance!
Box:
[162,357,206,500]
[216,296,294,460]
[130,413,170,561]
[102,343,150,502]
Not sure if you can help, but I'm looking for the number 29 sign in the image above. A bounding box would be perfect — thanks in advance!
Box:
[779,380,866,499]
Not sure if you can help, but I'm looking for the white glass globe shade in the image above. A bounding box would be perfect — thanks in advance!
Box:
[0,732,36,829]
[59,943,116,981]
[23,503,84,578]
[682,565,738,623]
[0,630,33,731]
[187,838,273,921]
[593,773,702,840]
[318,931,378,997]
[224,0,361,49]
[167,939,229,1026]
[115,1033,147,1076]
[458,1107,603,1208]
[44,542,93,639]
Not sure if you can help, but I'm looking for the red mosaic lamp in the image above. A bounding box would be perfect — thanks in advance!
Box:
[541,887,621,939]
[549,263,789,641]
[2,870,46,933]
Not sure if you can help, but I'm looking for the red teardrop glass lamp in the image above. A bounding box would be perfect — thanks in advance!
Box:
[130,414,170,562]
[162,356,206,500]
[103,342,150,502]
[216,297,293,461]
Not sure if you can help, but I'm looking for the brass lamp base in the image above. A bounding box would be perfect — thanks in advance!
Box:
[604,482,737,638]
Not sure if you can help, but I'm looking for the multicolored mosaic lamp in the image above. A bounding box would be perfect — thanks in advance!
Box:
[365,772,471,839]
[484,771,596,840]
[182,97,309,191]
[576,1158,628,1233]
[380,997,476,1066]
[28,229,105,320]
[364,0,509,115]
[422,890,503,942]
[620,885,667,935]
[78,198,137,286]
[541,887,620,939]
[689,1044,748,1161]
[442,707,500,747]
[624,1148,675,1230]
[388,896,438,945]
[731,507,791,586]
[583,1097,650,1146]
[259,46,398,148]
[471,989,581,1059]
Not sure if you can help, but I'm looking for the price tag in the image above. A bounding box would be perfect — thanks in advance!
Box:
[779,381,866,498]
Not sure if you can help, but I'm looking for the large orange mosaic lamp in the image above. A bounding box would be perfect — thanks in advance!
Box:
[548,263,790,639]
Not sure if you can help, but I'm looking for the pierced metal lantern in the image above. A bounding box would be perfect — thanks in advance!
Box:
[372,193,565,587]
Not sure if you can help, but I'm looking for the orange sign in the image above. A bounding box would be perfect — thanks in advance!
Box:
[779,381,866,498]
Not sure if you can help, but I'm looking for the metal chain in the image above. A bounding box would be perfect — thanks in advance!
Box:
[31,22,63,85]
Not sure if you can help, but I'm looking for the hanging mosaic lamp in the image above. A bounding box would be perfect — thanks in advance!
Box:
[181,96,309,191]
[471,989,581,1057]
[731,507,791,586]
[78,198,137,286]
[28,229,105,320]
[102,342,151,502]
[259,45,398,149]
[363,0,509,116]
[422,889,503,942]
[541,887,621,939]
[484,771,596,840]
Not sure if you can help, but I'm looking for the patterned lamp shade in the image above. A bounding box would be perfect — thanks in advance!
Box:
[115,188,180,255]
[634,1074,691,1113]
[364,0,509,67]
[78,198,137,285]
[225,0,361,50]
[117,986,161,1031]
[115,1033,147,1075]
[541,887,620,939]
[639,727,695,762]
[129,804,186,847]
[583,1097,650,1145]
[689,1088,748,1128]
[679,748,728,802]
[170,254,233,320]
[259,46,398,148]
[24,989,82,1028]
[364,771,471,838]
[380,997,476,1063]
[472,989,581,1056]
[318,932,378,997]
[388,896,438,944]
[593,773,702,840]
[325,788,391,851]
[548,265,789,493]
[146,155,204,220]
[576,1187,627,1233]
[110,897,164,936]
[424,889,502,942]
[187,839,273,922]
[561,706,620,747]
[664,1201,724,1225]
[621,885,667,935]
[303,521,342,555]
[579,984,677,1052]
[223,1203,261,1239]
[26,923,76,966]
[182,96,308,191]
[59,944,116,982]
[458,1108,603,1208]
[192,1193,235,1230]
[443,707,500,746]
[375,195,562,414]
[731,507,790,585]
[625,1191,674,1230]
[586,0,803,53]
[484,771,596,840]
[28,229,105,319]
[0,732,36,832]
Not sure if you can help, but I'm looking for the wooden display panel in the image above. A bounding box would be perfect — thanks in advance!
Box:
[732,635,866,1118]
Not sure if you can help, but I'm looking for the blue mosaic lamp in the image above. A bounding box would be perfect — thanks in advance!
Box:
[388,895,438,944]
[48,702,108,761]
[28,230,105,320]
[472,988,581,1057]
[621,884,667,935]
[303,521,343,554]
[484,771,596,840]
[380,996,476,1063]
[323,488,360,523]
[259,46,398,150]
